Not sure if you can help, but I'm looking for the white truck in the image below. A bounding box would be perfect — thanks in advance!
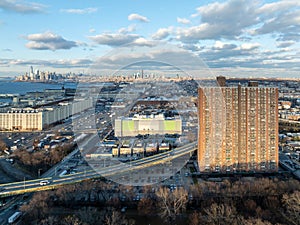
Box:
[8,211,22,224]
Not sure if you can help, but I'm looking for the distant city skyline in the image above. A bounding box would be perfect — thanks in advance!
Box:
[0,0,300,78]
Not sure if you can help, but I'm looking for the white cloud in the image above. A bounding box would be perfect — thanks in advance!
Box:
[257,0,300,15]
[133,38,155,47]
[89,26,155,47]
[91,45,208,74]
[177,0,259,42]
[25,32,78,50]
[152,27,173,40]
[180,44,203,52]
[239,43,260,51]
[213,41,237,50]
[89,33,140,46]
[118,25,136,34]
[0,0,46,13]
[177,17,190,24]
[212,49,300,73]
[176,0,300,44]
[128,13,149,22]
[60,7,98,14]
[276,40,296,48]
[254,10,300,41]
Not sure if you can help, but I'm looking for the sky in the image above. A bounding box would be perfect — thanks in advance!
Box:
[0,0,300,78]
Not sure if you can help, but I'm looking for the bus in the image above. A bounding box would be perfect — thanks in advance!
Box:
[8,211,22,224]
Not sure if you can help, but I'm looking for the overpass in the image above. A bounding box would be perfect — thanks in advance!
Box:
[0,142,197,198]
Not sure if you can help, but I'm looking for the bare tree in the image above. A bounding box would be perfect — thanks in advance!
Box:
[20,192,51,220]
[40,216,59,225]
[202,203,241,225]
[155,187,188,221]
[281,191,300,225]
[243,199,257,216]
[137,197,156,216]
[62,215,83,225]
[189,211,201,225]
[105,209,126,225]
[0,139,7,152]
[242,217,273,225]
[77,207,105,225]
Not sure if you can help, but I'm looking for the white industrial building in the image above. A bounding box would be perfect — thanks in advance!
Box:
[115,114,182,137]
[0,99,92,131]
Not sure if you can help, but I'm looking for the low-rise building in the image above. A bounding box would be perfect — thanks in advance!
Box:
[0,99,92,131]
[114,114,182,137]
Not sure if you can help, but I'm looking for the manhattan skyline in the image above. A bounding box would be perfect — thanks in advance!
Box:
[0,0,300,78]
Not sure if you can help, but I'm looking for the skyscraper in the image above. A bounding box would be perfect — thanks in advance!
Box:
[198,77,278,173]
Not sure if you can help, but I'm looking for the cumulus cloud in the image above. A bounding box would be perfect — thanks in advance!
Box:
[239,0,300,41]
[175,0,300,45]
[213,41,237,50]
[257,0,300,16]
[118,25,136,34]
[60,7,98,14]
[152,27,173,40]
[89,33,140,46]
[177,17,190,24]
[197,41,262,68]
[177,0,259,42]
[92,45,208,74]
[24,32,78,50]
[128,13,149,22]
[133,38,155,47]
[239,43,260,51]
[180,44,203,52]
[0,0,46,13]
[89,26,154,47]
[254,10,300,41]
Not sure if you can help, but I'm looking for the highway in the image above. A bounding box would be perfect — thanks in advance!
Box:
[0,142,197,197]
[2,135,299,197]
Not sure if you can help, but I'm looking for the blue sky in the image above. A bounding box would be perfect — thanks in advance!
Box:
[0,0,300,78]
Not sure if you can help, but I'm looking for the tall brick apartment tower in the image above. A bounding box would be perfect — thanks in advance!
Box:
[198,77,278,173]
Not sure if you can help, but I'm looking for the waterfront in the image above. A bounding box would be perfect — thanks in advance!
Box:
[0,80,77,95]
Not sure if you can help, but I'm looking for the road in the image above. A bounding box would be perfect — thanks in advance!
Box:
[3,141,295,197]
[0,142,197,198]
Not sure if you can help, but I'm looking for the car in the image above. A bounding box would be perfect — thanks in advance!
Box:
[39,180,50,186]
